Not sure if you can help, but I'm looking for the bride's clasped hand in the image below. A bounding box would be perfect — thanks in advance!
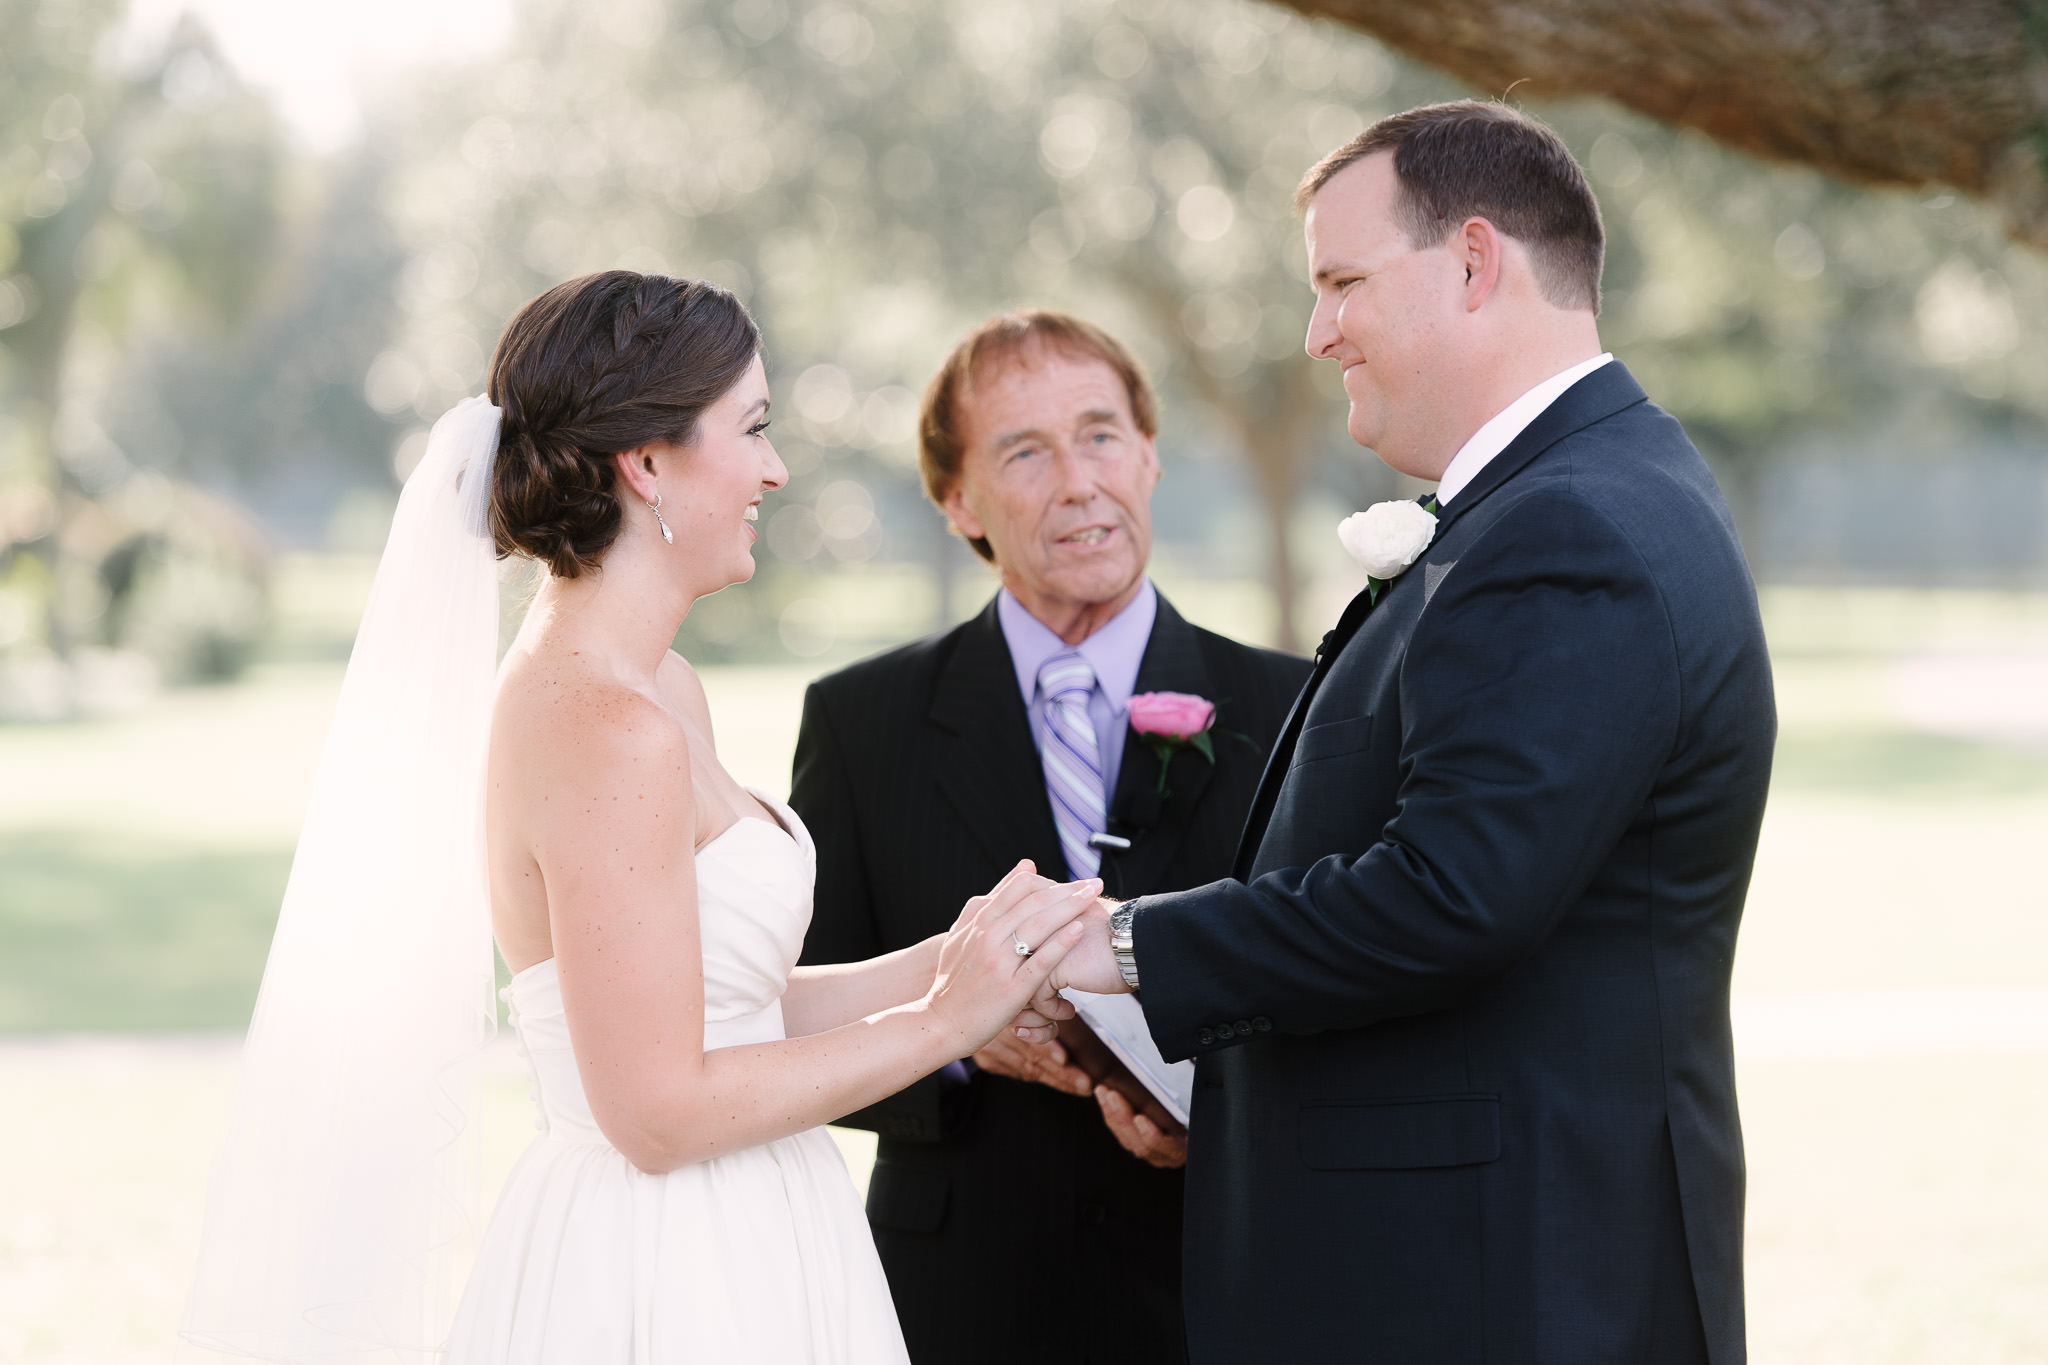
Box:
[924,860,1094,1051]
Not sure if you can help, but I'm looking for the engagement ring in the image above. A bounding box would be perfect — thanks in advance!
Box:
[1012,933,1033,957]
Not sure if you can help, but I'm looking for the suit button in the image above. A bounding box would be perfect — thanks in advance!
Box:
[1252,1016,1272,1032]
[1233,1019,1252,1037]
[1198,1028,1216,1045]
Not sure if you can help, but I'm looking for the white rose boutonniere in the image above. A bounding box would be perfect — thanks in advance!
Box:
[1338,496,1440,603]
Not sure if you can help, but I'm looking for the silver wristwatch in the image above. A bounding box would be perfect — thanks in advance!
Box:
[1108,902,1141,992]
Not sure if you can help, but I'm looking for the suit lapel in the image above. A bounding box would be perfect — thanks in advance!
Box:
[1431,360,1648,539]
[1229,582,1374,879]
[928,599,1067,878]
[1096,595,1217,899]
[1228,362,1652,880]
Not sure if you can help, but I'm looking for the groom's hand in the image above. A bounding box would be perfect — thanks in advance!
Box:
[1040,897,1127,999]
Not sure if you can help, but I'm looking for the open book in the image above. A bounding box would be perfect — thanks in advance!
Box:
[1060,989,1194,1126]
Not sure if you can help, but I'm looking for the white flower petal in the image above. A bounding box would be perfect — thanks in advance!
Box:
[1339,500,1438,579]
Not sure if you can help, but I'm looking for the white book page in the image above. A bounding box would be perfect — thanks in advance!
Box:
[1060,989,1194,1126]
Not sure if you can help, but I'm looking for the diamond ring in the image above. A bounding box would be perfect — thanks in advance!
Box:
[1012,933,1033,957]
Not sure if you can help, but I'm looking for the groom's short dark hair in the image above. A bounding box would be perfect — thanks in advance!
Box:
[1297,101,1605,314]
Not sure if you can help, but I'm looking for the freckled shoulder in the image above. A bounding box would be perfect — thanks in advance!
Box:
[497,656,692,798]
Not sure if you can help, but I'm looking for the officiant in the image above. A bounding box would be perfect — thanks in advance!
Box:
[791,310,1307,1365]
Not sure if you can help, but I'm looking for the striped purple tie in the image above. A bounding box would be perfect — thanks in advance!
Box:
[1037,651,1105,879]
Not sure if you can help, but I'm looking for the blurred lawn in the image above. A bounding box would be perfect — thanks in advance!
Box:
[2,564,2046,1362]
[6,572,2043,1029]
[0,834,288,1031]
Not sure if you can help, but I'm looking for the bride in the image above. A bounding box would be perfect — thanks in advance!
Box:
[183,271,1092,1363]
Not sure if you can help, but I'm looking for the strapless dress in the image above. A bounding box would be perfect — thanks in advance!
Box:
[445,791,909,1363]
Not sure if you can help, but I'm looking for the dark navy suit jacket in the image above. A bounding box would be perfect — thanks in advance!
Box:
[1129,363,1775,1365]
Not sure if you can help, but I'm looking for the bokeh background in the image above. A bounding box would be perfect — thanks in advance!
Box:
[3,0,2045,1360]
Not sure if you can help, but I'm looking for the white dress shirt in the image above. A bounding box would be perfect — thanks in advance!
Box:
[1435,353,1613,507]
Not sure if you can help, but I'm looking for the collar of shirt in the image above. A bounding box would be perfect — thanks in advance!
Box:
[1435,353,1613,508]
[996,577,1157,713]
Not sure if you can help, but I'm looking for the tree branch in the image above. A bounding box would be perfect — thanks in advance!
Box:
[1270,0,2048,249]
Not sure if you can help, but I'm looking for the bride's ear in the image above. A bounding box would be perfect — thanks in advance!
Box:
[613,445,664,505]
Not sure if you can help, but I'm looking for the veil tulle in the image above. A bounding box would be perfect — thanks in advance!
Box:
[184,396,505,1361]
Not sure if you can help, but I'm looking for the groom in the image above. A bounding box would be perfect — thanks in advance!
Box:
[1056,102,1776,1363]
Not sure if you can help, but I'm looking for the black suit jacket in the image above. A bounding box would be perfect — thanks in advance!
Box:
[792,591,1308,1365]
[1131,364,1775,1365]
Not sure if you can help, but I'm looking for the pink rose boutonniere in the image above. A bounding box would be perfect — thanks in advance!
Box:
[1127,691,1218,796]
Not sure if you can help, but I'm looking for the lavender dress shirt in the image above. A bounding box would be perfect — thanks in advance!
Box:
[939,580,1158,1084]
[995,577,1158,807]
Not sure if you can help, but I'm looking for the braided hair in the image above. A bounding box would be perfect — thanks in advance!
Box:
[485,270,761,578]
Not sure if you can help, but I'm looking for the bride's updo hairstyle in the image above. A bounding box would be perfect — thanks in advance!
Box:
[486,269,760,577]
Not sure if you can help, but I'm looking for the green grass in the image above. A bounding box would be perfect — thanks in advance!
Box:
[0,832,290,1031]
[2,571,2045,1364]
[1,575,2044,1034]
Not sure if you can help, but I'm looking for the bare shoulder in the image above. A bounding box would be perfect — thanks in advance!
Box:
[494,650,692,800]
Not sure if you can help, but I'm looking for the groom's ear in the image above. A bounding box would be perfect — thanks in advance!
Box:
[1457,216,1504,312]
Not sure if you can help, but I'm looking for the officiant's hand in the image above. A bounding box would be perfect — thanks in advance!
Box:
[974,1012,1121,1095]
[1095,1084,1188,1169]
[971,1032,1097,1097]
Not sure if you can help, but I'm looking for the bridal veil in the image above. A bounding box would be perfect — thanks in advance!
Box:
[184,396,505,1361]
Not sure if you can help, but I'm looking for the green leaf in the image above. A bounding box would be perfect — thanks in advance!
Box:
[1190,730,1215,763]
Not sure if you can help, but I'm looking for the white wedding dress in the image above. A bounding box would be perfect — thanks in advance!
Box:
[445,790,910,1364]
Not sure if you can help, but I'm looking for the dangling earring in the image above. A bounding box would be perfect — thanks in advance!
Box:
[647,493,673,545]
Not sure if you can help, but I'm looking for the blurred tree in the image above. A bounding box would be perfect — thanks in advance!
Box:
[1544,104,2048,567]
[0,5,286,676]
[371,0,2048,655]
[104,148,409,520]
[376,0,1466,649]
[1270,0,2048,251]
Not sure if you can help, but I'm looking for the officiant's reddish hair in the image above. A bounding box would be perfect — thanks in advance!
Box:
[487,270,760,578]
[919,310,1157,562]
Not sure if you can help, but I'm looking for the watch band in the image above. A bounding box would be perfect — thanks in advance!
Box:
[1108,902,1140,992]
